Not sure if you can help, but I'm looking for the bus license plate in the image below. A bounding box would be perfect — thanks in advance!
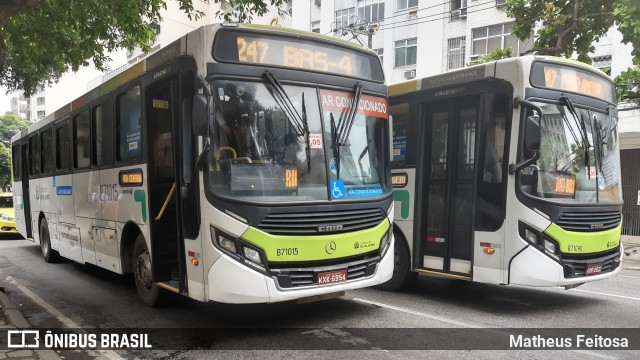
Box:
[586,263,603,275]
[317,270,347,285]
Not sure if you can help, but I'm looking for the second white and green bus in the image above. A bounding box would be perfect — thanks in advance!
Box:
[382,56,622,290]
[11,24,394,305]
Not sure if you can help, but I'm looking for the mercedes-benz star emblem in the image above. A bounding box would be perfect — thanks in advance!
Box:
[325,240,337,254]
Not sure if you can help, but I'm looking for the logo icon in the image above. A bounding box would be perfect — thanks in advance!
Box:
[354,242,360,249]
[325,240,337,254]
[591,223,604,230]
[330,180,345,199]
[318,224,343,233]
[7,330,40,348]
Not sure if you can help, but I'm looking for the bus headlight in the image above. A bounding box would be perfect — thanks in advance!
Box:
[543,239,556,254]
[211,227,268,273]
[218,235,237,254]
[379,227,392,257]
[243,247,262,265]
[1,214,14,222]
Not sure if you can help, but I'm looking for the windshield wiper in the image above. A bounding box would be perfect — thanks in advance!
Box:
[330,112,341,179]
[301,92,310,172]
[263,71,311,171]
[336,82,363,145]
[560,96,591,169]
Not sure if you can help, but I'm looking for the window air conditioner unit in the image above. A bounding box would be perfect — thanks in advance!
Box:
[451,9,461,21]
[459,7,467,18]
[404,69,416,79]
[496,0,507,7]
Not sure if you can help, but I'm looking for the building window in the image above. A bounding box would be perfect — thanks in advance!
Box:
[335,8,355,31]
[374,48,384,64]
[395,38,417,67]
[397,0,418,11]
[471,23,533,58]
[311,21,320,33]
[358,1,385,23]
[450,0,468,21]
[37,110,45,119]
[447,37,466,70]
[592,55,612,75]
[36,97,45,106]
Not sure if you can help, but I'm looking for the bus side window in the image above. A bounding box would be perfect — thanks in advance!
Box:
[12,144,21,181]
[56,123,70,171]
[116,86,142,162]
[73,109,91,169]
[390,102,410,165]
[40,127,54,174]
[28,135,40,176]
[93,101,114,166]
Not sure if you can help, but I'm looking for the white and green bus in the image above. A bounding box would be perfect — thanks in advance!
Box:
[11,24,394,306]
[382,56,622,290]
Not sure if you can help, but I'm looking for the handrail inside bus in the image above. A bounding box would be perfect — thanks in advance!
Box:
[155,183,177,221]
[216,146,237,171]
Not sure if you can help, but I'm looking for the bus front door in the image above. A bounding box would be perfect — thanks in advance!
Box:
[420,97,479,277]
[146,77,186,291]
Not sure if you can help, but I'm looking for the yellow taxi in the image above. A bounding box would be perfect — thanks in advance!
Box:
[0,192,18,234]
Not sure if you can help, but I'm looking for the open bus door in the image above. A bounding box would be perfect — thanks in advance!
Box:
[146,75,187,293]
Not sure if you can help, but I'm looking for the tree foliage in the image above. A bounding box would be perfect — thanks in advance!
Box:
[506,0,640,102]
[0,0,286,97]
[0,112,31,189]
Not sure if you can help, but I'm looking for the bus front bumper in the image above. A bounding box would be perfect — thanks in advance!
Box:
[510,243,623,287]
[206,237,395,304]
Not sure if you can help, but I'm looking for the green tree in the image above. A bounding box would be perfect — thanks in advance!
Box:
[505,0,640,102]
[0,0,286,97]
[0,112,31,189]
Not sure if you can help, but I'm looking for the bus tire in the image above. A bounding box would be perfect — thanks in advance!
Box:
[40,218,60,263]
[133,234,162,306]
[377,230,416,291]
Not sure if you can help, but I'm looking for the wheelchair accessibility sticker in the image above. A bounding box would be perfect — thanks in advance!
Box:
[330,180,345,199]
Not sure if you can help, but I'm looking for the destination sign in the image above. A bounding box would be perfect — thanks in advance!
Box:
[530,62,615,102]
[213,31,383,81]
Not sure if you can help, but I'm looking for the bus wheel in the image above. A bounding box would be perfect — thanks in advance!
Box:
[377,231,416,291]
[133,234,161,306]
[39,218,60,263]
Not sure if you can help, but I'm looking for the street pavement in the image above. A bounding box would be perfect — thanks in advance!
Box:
[0,234,639,359]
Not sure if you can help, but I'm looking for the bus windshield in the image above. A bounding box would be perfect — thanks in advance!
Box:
[206,79,390,202]
[519,101,621,204]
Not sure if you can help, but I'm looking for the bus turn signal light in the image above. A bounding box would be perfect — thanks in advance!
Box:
[191,258,199,266]
[483,247,495,255]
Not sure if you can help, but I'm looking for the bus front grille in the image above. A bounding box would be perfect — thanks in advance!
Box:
[271,256,379,288]
[258,208,386,236]
[556,211,621,232]
[562,251,621,278]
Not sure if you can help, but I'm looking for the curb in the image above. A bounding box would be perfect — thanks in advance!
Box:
[0,286,31,329]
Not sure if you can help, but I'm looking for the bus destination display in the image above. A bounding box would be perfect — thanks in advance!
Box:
[531,62,614,102]
[214,31,382,81]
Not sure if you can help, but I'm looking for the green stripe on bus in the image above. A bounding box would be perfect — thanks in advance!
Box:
[545,223,621,254]
[241,219,390,262]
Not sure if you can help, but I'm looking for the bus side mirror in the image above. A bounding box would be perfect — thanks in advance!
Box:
[525,114,540,152]
[192,94,209,136]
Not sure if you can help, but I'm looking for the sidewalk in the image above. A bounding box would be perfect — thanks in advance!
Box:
[0,287,63,360]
